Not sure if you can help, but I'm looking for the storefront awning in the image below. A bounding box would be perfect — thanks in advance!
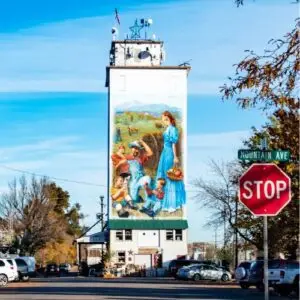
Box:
[109,219,188,230]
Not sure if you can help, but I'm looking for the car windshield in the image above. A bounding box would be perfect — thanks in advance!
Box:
[184,264,201,269]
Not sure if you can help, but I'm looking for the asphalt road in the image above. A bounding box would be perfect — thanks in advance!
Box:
[0,277,294,300]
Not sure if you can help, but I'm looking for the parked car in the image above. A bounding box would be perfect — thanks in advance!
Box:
[235,260,265,289]
[15,258,30,282]
[177,264,232,281]
[44,263,60,277]
[0,258,18,286]
[268,259,299,296]
[59,263,71,274]
[5,259,19,281]
[169,259,219,278]
[18,256,36,278]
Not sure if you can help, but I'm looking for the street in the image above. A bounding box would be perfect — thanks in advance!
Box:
[0,277,294,300]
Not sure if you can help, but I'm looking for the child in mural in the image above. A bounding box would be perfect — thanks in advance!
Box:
[111,145,130,178]
[125,140,153,204]
[156,111,186,213]
[111,176,138,218]
[140,178,166,218]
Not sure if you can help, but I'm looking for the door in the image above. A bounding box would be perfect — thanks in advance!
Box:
[134,255,152,268]
[201,265,212,280]
[209,266,221,280]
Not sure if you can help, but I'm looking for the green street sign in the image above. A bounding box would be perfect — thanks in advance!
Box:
[238,149,290,162]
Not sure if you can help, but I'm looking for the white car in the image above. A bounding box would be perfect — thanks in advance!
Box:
[5,259,19,281]
[0,258,17,286]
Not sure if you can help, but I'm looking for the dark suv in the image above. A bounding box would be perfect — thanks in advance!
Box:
[235,260,264,289]
[44,263,60,277]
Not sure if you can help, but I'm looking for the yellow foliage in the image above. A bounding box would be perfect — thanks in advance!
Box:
[36,236,76,265]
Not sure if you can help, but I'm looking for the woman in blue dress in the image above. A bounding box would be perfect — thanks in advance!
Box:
[156,111,186,213]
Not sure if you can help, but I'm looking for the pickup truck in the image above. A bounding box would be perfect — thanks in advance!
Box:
[268,259,299,296]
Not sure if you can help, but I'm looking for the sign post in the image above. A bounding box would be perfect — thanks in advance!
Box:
[238,161,291,300]
[263,215,268,300]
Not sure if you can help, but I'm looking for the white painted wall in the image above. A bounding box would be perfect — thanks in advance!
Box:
[137,230,159,247]
[159,229,188,267]
[110,229,188,267]
[114,42,164,66]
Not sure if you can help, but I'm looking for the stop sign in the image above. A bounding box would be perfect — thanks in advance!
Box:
[239,163,291,216]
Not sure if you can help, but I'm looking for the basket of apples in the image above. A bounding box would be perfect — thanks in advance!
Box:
[167,167,184,181]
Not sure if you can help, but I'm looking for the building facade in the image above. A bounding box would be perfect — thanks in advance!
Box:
[106,20,190,270]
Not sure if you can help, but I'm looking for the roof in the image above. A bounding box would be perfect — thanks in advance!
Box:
[112,40,163,45]
[109,219,188,230]
[75,231,107,244]
[107,66,191,70]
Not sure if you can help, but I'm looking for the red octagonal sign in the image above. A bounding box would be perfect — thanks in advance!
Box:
[239,163,291,216]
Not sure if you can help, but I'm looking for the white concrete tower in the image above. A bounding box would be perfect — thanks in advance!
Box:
[106,18,190,272]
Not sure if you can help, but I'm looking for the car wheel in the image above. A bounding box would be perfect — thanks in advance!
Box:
[240,283,249,289]
[0,274,8,287]
[193,274,201,281]
[22,275,29,282]
[221,274,229,282]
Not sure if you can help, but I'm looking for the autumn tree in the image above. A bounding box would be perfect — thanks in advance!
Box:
[0,176,85,256]
[195,15,299,257]
[220,17,299,256]
[0,176,65,255]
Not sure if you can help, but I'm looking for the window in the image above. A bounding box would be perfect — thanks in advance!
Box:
[7,260,13,266]
[0,260,5,267]
[89,249,101,257]
[116,230,123,241]
[125,230,132,241]
[166,230,174,241]
[175,230,183,241]
[15,259,27,267]
[117,251,126,263]
[288,261,299,269]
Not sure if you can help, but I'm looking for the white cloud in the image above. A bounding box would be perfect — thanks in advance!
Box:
[0,0,296,93]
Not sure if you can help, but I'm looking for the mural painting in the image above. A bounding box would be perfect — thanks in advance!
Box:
[110,103,186,220]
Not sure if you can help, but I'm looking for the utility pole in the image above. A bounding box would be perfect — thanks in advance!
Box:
[99,196,105,264]
[100,196,104,231]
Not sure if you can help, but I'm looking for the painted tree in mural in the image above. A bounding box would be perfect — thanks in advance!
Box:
[195,16,299,256]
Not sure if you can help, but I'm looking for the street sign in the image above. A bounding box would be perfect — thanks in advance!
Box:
[238,163,291,216]
[238,149,290,162]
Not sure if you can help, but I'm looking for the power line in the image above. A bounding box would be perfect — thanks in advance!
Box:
[0,164,199,193]
[0,165,106,188]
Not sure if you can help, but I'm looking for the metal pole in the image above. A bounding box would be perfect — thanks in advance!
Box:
[261,137,269,300]
[235,198,238,269]
[100,196,105,264]
[100,196,104,231]
[264,216,269,300]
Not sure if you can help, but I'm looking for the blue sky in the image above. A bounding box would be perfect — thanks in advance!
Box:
[0,0,297,244]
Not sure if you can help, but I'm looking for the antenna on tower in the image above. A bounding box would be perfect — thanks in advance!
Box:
[140,18,153,39]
